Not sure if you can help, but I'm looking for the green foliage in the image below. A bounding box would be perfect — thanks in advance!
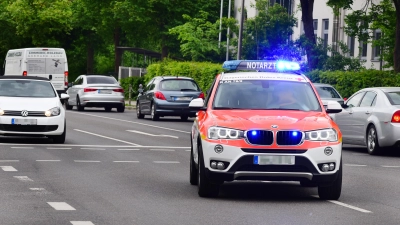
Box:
[119,76,145,99]
[145,60,223,92]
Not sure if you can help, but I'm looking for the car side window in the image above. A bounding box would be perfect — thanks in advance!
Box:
[204,77,217,107]
[74,77,83,85]
[145,79,154,91]
[346,92,365,108]
[359,91,377,107]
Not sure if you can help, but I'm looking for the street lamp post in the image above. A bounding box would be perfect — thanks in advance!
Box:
[237,0,245,60]
[218,0,224,48]
[226,0,232,60]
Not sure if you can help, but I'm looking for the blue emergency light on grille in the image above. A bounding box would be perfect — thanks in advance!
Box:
[222,60,300,72]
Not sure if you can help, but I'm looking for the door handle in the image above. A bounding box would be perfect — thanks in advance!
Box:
[365,111,370,114]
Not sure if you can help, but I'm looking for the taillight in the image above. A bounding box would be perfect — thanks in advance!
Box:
[23,71,27,76]
[113,88,124,93]
[154,91,166,100]
[198,92,205,99]
[391,110,400,123]
[84,88,97,92]
[64,71,68,86]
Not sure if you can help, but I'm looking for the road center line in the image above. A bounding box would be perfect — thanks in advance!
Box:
[117,149,140,151]
[311,195,372,213]
[30,188,46,191]
[36,160,61,162]
[11,147,33,149]
[81,148,106,151]
[126,130,179,139]
[381,165,400,168]
[47,147,72,150]
[0,160,19,162]
[14,176,33,182]
[113,161,140,163]
[0,166,17,171]
[150,149,175,152]
[153,161,180,164]
[74,129,140,146]
[70,221,95,225]
[69,111,190,134]
[47,202,76,211]
[344,164,367,167]
[74,160,101,163]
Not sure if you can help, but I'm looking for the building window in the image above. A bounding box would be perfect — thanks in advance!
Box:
[373,29,381,60]
[301,21,304,35]
[313,19,318,42]
[347,36,355,57]
[322,19,329,48]
[360,41,368,59]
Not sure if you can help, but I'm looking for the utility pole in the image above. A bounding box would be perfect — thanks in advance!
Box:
[226,0,231,60]
[237,0,245,60]
[218,0,224,48]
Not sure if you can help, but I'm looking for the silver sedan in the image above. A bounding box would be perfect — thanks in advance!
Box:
[65,75,125,112]
[333,87,400,155]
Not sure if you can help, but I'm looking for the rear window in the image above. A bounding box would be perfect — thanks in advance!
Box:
[315,86,341,98]
[87,76,118,84]
[386,92,400,105]
[159,79,200,91]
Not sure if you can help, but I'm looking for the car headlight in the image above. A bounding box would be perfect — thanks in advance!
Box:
[45,107,60,117]
[208,126,244,140]
[0,109,4,116]
[305,128,337,142]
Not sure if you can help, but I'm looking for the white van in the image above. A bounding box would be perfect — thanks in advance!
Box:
[3,48,68,95]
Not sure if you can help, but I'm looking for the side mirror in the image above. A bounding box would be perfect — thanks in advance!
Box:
[189,98,206,111]
[60,93,70,100]
[68,82,73,87]
[343,97,347,101]
[326,101,342,114]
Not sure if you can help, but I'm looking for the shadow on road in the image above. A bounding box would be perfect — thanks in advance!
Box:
[344,144,400,157]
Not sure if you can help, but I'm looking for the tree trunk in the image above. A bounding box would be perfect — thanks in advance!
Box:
[114,26,122,76]
[393,0,400,73]
[86,35,94,74]
[161,36,168,60]
[300,0,318,70]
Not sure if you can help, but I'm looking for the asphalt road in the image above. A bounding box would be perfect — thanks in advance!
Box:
[1,108,400,225]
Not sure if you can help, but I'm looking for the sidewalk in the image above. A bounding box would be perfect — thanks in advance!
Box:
[125,100,136,110]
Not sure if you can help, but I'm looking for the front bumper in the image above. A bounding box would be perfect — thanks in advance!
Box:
[201,140,342,185]
[0,116,65,136]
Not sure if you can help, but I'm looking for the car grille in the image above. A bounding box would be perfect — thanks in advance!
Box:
[0,125,58,132]
[3,110,46,117]
[246,130,273,145]
[276,131,303,145]
[241,148,307,154]
[237,165,310,173]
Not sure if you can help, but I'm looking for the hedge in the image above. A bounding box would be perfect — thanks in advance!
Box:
[119,76,145,100]
[305,69,400,98]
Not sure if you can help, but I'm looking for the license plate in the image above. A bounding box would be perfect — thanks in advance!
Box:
[11,118,37,125]
[174,97,192,101]
[98,89,112,94]
[254,155,295,165]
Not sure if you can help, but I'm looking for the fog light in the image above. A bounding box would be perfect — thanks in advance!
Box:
[322,164,329,172]
[214,145,223,154]
[329,163,335,171]
[211,161,217,169]
[217,162,225,170]
[324,147,333,156]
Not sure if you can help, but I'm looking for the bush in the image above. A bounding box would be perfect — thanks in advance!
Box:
[145,60,224,93]
[119,76,145,100]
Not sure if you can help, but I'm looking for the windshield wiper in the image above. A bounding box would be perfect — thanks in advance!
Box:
[266,108,302,111]
[214,107,243,110]
[180,89,197,91]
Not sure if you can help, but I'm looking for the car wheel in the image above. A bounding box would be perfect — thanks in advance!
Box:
[367,125,382,155]
[105,107,112,112]
[197,143,220,198]
[181,116,188,121]
[117,105,125,113]
[151,104,159,121]
[190,136,198,185]
[51,122,66,144]
[318,160,342,200]
[76,96,84,111]
[65,100,73,110]
[136,102,144,119]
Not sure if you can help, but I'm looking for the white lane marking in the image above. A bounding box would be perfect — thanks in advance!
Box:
[47,147,72,150]
[381,165,400,168]
[185,150,191,151]
[0,166,17,171]
[153,161,180,164]
[0,160,19,162]
[71,221,95,225]
[30,188,46,191]
[117,149,140,151]
[311,195,372,213]
[0,143,190,148]
[126,130,179,139]
[47,202,76,211]
[74,129,140,146]
[14,176,33,182]
[150,149,175,152]
[113,161,140,163]
[74,160,101,163]
[80,148,106,151]
[344,164,367,167]
[69,111,190,134]
[36,160,61,162]
[11,147,33,149]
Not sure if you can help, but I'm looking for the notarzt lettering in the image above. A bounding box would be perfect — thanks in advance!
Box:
[246,62,276,70]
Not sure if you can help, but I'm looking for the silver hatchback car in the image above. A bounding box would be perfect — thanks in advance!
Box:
[65,75,125,112]
[333,87,400,155]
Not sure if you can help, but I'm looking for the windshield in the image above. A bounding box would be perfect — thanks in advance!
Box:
[213,80,321,111]
[159,79,200,91]
[87,76,118,84]
[0,80,56,98]
[315,86,341,98]
[386,92,400,105]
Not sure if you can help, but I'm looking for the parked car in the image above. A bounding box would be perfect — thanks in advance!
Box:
[65,75,125,112]
[333,87,400,155]
[313,83,345,107]
[0,76,69,143]
[136,76,204,121]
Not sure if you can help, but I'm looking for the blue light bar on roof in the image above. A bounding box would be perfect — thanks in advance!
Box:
[222,60,300,72]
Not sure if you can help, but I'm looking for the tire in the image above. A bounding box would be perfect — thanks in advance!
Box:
[318,160,342,200]
[197,143,220,198]
[181,116,188,121]
[300,180,318,187]
[151,104,159,121]
[105,107,112,112]
[367,125,382,155]
[51,122,66,144]
[136,102,144,119]
[117,105,125,113]
[65,100,73,110]
[190,136,198,185]
[76,96,84,111]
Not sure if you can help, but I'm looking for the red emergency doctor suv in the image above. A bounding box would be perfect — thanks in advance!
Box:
[189,60,344,200]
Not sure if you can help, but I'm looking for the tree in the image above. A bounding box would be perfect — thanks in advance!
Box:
[299,0,319,70]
